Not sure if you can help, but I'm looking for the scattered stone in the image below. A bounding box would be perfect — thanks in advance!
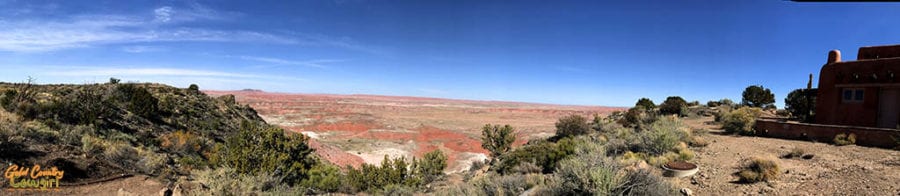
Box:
[680,188,693,196]
[802,154,815,159]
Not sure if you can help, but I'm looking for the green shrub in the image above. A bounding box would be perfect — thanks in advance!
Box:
[472,172,532,196]
[722,107,762,135]
[687,100,700,107]
[415,150,448,183]
[217,120,315,185]
[635,98,656,110]
[470,159,486,172]
[720,98,735,107]
[633,117,688,156]
[81,135,105,155]
[160,130,210,157]
[343,151,446,193]
[555,115,591,138]
[104,141,140,170]
[374,184,417,196]
[300,164,343,193]
[713,105,734,123]
[511,161,542,174]
[54,87,112,125]
[549,153,620,195]
[0,89,16,111]
[659,96,688,116]
[115,84,159,119]
[191,167,294,195]
[136,148,167,176]
[481,124,516,163]
[735,157,780,183]
[434,182,484,196]
[620,107,658,130]
[496,138,576,174]
[617,169,676,196]
[188,84,200,92]
[833,133,856,146]
[742,85,775,108]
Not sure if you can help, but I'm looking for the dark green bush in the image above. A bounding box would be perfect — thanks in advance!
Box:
[742,85,775,108]
[415,149,448,183]
[720,98,735,107]
[620,107,658,130]
[659,96,688,116]
[217,121,315,185]
[188,84,200,92]
[342,150,447,193]
[54,87,112,125]
[785,88,817,122]
[555,115,591,138]
[115,84,159,119]
[481,124,516,163]
[0,89,15,111]
[300,164,342,193]
[496,138,576,174]
[635,98,656,110]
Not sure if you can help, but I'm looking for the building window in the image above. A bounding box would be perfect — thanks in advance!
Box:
[842,88,864,103]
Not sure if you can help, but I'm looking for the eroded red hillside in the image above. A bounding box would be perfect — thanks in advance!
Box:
[206,90,624,172]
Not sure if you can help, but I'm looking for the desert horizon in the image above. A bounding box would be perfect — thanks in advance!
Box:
[1,1,899,195]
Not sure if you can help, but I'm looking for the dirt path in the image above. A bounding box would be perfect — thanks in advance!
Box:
[677,117,900,195]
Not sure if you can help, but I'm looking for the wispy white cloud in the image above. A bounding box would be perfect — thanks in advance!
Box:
[38,66,308,83]
[153,3,232,24]
[0,16,299,52]
[236,55,344,68]
[154,6,174,22]
[122,45,165,53]
[45,67,261,78]
[0,3,382,54]
[295,34,384,54]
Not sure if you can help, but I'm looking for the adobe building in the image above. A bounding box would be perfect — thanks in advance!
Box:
[815,45,900,129]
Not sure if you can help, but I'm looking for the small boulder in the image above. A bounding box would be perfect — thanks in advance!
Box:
[680,188,693,196]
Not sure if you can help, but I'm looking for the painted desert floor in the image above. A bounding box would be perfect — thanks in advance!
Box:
[205,90,624,172]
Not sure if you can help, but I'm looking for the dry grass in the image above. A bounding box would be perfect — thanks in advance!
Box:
[735,157,780,183]
[782,147,805,159]
[833,133,857,146]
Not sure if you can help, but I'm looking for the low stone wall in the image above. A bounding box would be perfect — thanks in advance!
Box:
[755,119,900,148]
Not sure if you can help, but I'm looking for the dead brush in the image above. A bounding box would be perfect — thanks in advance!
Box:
[734,157,780,183]
[781,147,805,159]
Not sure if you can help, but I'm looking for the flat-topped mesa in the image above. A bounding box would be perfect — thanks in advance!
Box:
[857,44,900,60]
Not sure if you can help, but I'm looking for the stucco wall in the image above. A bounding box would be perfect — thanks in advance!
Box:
[815,53,900,127]
[755,119,899,148]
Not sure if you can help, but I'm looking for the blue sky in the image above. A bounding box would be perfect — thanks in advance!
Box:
[1,0,899,107]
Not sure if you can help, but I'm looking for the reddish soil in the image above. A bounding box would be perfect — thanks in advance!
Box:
[206,90,624,172]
